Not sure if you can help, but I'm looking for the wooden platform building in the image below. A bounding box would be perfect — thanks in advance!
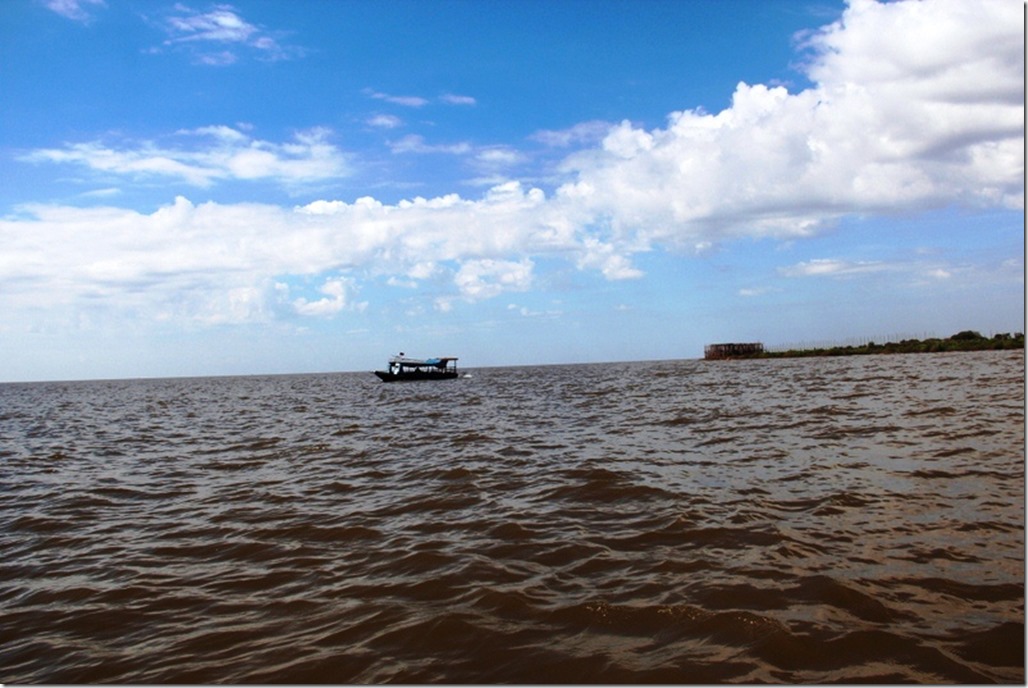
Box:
[704,342,764,360]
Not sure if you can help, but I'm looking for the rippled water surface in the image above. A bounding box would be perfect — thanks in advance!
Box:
[1,352,1023,683]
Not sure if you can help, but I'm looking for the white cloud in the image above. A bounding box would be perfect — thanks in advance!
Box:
[476,147,525,167]
[363,89,429,108]
[195,50,237,66]
[388,134,472,156]
[551,0,1021,248]
[507,302,563,318]
[44,0,106,22]
[574,237,645,280]
[454,258,534,301]
[22,126,350,188]
[407,262,439,280]
[779,257,977,284]
[156,4,301,63]
[364,89,475,107]
[531,121,614,148]
[24,141,216,186]
[779,258,890,278]
[80,187,122,199]
[0,185,559,325]
[193,284,272,325]
[292,277,358,317]
[367,114,403,129]
[166,5,257,43]
[184,124,251,143]
[440,93,477,106]
[5,0,1022,332]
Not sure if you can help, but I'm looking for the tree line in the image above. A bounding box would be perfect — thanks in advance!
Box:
[761,331,1024,358]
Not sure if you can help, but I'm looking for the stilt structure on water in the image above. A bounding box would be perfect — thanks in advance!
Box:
[704,342,764,360]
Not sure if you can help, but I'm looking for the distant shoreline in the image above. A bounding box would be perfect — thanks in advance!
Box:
[758,331,1024,359]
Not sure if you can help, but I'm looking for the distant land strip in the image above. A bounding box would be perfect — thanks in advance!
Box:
[713,331,1025,359]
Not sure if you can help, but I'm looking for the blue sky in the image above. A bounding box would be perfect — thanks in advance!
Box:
[0,0,1023,381]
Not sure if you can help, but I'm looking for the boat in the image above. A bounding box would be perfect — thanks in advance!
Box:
[374,354,459,382]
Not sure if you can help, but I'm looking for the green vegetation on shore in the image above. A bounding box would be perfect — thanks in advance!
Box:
[762,331,1024,358]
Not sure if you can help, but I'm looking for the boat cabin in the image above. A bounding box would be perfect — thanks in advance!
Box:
[374,355,459,381]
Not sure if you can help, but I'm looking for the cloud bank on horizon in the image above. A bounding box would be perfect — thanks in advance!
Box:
[3,0,1024,377]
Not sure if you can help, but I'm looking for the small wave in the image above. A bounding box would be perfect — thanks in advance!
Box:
[0,354,1022,684]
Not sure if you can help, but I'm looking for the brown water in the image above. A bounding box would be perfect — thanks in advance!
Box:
[1,351,1023,683]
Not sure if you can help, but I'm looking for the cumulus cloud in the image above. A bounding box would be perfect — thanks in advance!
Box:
[0,186,561,324]
[454,258,534,301]
[5,0,1022,329]
[22,126,350,188]
[551,0,1021,249]
[291,277,363,317]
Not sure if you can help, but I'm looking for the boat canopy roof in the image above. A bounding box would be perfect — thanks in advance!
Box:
[388,355,458,366]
